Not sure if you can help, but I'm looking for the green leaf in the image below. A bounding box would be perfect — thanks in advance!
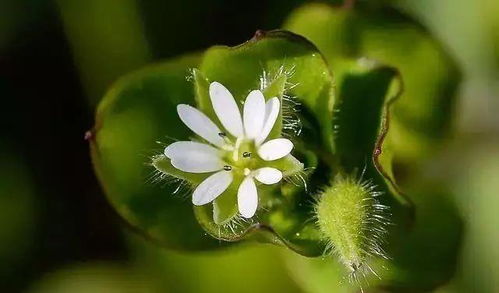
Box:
[91,53,224,251]
[331,60,411,208]
[313,59,415,278]
[284,3,461,168]
[333,61,395,170]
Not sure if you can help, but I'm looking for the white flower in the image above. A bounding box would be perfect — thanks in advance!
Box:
[164,81,294,219]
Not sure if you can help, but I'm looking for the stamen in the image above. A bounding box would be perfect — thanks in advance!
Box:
[232,137,244,161]
[242,152,251,158]
[219,132,233,145]
[223,165,232,171]
[218,132,232,144]
[243,168,251,176]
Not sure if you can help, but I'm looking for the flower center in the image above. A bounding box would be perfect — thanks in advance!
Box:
[222,139,260,176]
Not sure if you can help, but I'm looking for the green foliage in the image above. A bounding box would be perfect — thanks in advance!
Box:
[280,3,463,290]
[91,53,224,251]
[284,3,461,170]
[91,6,461,288]
[91,29,412,260]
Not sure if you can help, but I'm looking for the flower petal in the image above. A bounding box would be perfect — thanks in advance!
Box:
[177,104,225,147]
[254,167,283,185]
[165,141,224,173]
[243,90,266,139]
[209,82,244,138]
[257,138,294,161]
[256,97,280,145]
[164,141,219,159]
[192,170,233,205]
[237,176,258,218]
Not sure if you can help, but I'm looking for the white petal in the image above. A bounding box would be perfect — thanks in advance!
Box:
[192,171,233,205]
[177,104,224,147]
[254,167,283,185]
[257,138,294,161]
[165,141,224,173]
[243,90,266,139]
[209,82,244,138]
[256,97,280,145]
[164,141,219,159]
[237,177,258,218]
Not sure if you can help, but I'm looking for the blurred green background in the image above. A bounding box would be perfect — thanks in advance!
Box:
[0,0,498,292]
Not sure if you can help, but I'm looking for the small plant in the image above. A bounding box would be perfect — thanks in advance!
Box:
[156,80,301,221]
[89,2,462,291]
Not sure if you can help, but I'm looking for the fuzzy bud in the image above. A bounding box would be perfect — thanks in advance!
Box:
[315,175,389,277]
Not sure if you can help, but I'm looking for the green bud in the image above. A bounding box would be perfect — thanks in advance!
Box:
[315,174,389,278]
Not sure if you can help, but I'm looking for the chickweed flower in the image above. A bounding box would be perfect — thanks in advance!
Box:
[164,81,294,218]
